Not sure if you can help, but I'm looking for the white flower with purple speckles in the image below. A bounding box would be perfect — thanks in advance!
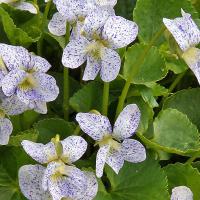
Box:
[76,104,146,178]
[0,44,59,109]
[0,0,37,14]
[171,186,193,200]
[163,9,200,84]
[62,16,138,82]
[19,136,98,200]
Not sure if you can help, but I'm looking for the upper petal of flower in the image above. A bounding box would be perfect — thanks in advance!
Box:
[100,47,121,82]
[19,164,52,200]
[76,112,112,141]
[113,104,141,140]
[121,139,146,163]
[171,186,193,200]
[0,44,30,71]
[21,140,57,164]
[0,118,13,145]
[95,0,117,6]
[102,16,138,49]
[61,136,87,163]
[13,2,38,14]
[62,37,89,68]
[163,9,200,51]
[96,145,110,178]
[48,12,67,36]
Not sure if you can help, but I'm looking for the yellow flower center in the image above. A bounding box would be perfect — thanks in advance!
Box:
[18,74,37,90]
[0,109,5,118]
[182,47,199,67]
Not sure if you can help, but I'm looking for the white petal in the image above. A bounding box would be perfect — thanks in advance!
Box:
[48,12,67,36]
[82,56,101,81]
[163,11,200,51]
[31,101,47,114]
[96,145,110,178]
[70,21,84,41]
[95,0,117,6]
[62,37,88,68]
[0,118,13,145]
[19,165,51,200]
[14,2,38,14]
[76,113,112,141]
[21,140,57,164]
[106,149,124,174]
[102,16,138,49]
[61,136,87,163]
[121,139,146,163]
[100,47,121,82]
[113,104,141,140]
[0,44,30,71]
[171,186,193,200]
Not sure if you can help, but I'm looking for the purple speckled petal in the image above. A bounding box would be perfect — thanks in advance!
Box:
[163,10,200,51]
[14,2,38,14]
[96,145,110,178]
[30,54,52,73]
[33,101,48,114]
[19,165,51,200]
[0,43,30,71]
[171,186,193,200]
[0,118,13,145]
[1,94,28,115]
[121,139,146,163]
[95,0,117,6]
[62,37,89,68]
[82,56,101,81]
[70,21,84,41]
[102,16,138,49]
[2,69,27,96]
[48,12,67,36]
[113,104,141,140]
[76,113,112,141]
[100,47,121,82]
[21,140,57,164]
[76,171,98,200]
[106,149,124,174]
[61,136,87,163]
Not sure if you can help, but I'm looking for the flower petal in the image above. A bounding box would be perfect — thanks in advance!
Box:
[70,21,84,41]
[106,149,124,174]
[113,104,141,140]
[0,44,30,71]
[61,136,87,163]
[163,10,200,51]
[62,37,88,68]
[171,186,193,200]
[2,69,26,96]
[48,12,67,36]
[30,54,52,73]
[76,113,112,141]
[14,2,38,14]
[100,47,121,82]
[19,165,51,200]
[96,145,110,178]
[82,56,101,81]
[0,118,13,145]
[102,16,138,49]
[21,140,57,164]
[95,0,117,6]
[121,139,146,163]
[33,101,48,114]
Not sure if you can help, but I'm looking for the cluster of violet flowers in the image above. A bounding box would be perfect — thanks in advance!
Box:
[0,0,198,199]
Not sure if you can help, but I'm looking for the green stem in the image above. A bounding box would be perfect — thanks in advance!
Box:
[115,26,166,118]
[37,0,52,56]
[102,82,110,115]
[63,23,71,121]
[74,126,81,135]
[186,151,200,165]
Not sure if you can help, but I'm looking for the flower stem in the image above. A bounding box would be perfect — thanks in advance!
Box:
[37,0,52,56]
[63,23,71,121]
[102,82,110,116]
[115,25,166,119]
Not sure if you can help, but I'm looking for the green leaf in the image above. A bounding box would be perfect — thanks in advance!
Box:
[133,0,198,45]
[0,7,40,47]
[8,129,38,147]
[163,88,200,130]
[153,109,200,152]
[164,163,200,200]
[95,156,169,200]
[123,44,167,84]
[34,118,76,143]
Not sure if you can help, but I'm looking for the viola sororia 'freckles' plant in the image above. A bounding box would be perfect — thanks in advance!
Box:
[0,0,200,199]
